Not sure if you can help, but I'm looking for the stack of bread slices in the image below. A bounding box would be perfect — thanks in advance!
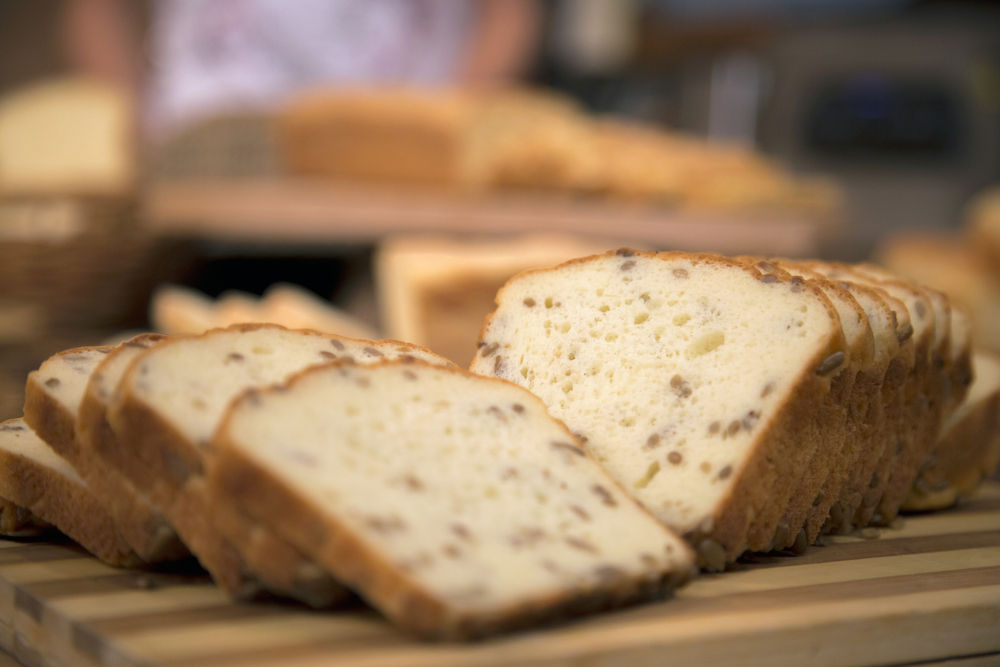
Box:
[2,250,998,639]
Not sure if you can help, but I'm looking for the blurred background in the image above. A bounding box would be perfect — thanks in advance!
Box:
[2,0,1000,419]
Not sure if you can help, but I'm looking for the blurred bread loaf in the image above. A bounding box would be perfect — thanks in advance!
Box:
[0,78,134,197]
[376,235,613,366]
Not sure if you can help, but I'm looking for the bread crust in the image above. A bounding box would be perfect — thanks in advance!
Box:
[0,419,139,566]
[210,358,695,640]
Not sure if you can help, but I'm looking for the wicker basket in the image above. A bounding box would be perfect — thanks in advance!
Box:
[0,196,153,330]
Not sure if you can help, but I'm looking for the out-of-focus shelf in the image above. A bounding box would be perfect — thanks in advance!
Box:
[142,178,838,256]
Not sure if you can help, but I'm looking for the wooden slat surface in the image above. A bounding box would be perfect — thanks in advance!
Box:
[142,179,833,257]
[0,484,998,667]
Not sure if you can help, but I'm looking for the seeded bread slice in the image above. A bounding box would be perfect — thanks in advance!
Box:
[209,360,695,640]
[0,496,51,537]
[0,419,138,565]
[903,350,1000,510]
[470,250,848,567]
[105,324,454,602]
[753,259,874,550]
[24,339,189,563]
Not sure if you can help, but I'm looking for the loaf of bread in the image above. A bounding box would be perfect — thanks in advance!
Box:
[376,235,614,367]
[470,249,849,568]
[0,78,134,196]
[104,324,454,603]
[0,419,137,565]
[209,359,695,639]
[24,339,190,563]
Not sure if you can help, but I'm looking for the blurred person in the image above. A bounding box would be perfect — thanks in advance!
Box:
[63,0,542,139]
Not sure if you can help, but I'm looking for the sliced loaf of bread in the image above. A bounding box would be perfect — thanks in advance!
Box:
[105,324,454,602]
[24,339,190,563]
[470,250,848,567]
[210,359,695,640]
[0,419,138,565]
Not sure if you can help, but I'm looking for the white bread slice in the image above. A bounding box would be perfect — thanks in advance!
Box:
[24,339,189,563]
[81,332,350,605]
[0,419,137,565]
[210,360,695,640]
[749,259,874,550]
[903,350,1000,510]
[105,324,454,601]
[470,250,848,567]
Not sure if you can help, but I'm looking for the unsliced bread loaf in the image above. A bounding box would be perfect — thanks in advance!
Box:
[0,419,137,565]
[24,339,190,563]
[903,350,1000,510]
[209,360,695,640]
[470,250,849,567]
[105,324,454,603]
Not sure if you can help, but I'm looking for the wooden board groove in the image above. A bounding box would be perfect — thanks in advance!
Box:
[0,485,997,667]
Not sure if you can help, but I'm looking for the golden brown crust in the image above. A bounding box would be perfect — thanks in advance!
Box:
[210,358,695,640]
[0,419,139,566]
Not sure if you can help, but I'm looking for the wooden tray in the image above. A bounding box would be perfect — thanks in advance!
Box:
[142,179,836,257]
[1,484,998,667]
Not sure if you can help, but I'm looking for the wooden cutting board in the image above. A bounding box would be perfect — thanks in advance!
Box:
[1,484,998,667]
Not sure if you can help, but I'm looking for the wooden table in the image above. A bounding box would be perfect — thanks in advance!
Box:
[142,179,837,256]
[0,484,997,667]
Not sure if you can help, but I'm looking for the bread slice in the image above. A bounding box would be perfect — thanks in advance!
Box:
[0,496,51,537]
[105,324,454,602]
[750,259,875,550]
[470,250,848,567]
[0,419,137,564]
[903,350,1000,510]
[24,339,190,563]
[210,360,695,640]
